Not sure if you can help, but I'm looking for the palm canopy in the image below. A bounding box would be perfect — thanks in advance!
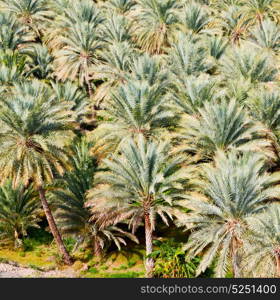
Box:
[91,79,174,156]
[169,33,211,82]
[177,99,272,160]
[0,179,41,247]
[221,45,278,84]
[176,150,280,277]
[0,80,75,187]
[131,0,180,54]
[87,135,189,233]
[0,13,32,51]
[242,203,280,277]
[0,0,53,36]
[249,19,280,53]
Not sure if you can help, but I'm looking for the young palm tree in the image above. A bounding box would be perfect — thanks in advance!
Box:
[176,151,280,277]
[220,5,250,44]
[102,0,136,16]
[131,0,179,54]
[0,179,41,248]
[87,135,189,277]
[0,80,76,264]
[177,99,273,160]
[242,204,280,277]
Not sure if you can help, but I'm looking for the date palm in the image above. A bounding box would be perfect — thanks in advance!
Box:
[0,13,32,51]
[91,41,135,107]
[0,0,53,37]
[0,80,76,265]
[87,135,189,277]
[102,0,136,16]
[171,75,222,114]
[52,139,138,255]
[176,151,280,277]
[53,22,104,98]
[178,1,214,36]
[242,204,280,277]
[21,44,53,79]
[169,33,211,82]
[177,99,273,160]
[131,0,179,54]
[249,19,280,54]
[0,179,41,248]
[221,46,278,84]
[91,79,174,156]
[243,0,277,24]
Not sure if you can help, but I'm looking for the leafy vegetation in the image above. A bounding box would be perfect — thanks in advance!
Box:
[0,0,279,278]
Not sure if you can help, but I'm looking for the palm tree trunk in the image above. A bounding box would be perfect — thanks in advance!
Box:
[144,208,154,278]
[231,238,240,278]
[38,186,72,265]
[276,254,280,277]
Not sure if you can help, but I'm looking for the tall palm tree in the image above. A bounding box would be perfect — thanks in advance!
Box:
[91,41,135,107]
[102,0,136,16]
[87,135,189,277]
[177,99,273,160]
[131,0,179,54]
[242,204,280,277]
[0,179,41,248]
[176,151,280,277]
[0,80,76,264]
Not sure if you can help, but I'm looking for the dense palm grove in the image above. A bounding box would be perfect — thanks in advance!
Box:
[0,0,280,278]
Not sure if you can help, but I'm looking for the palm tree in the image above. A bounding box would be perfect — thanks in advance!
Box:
[220,5,250,44]
[171,75,222,114]
[131,0,179,54]
[176,151,280,277]
[102,0,136,16]
[178,1,214,36]
[91,41,135,107]
[249,19,280,54]
[177,99,273,160]
[0,0,53,37]
[242,204,280,277]
[169,33,211,82]
[0,13,32,51]
[243,0,277,24]
[221,46,278,84]
[0,179,41,248]
[87,135,189,277]
[0,80,76,265]
[91,79,174,156]
[21,44,54,79]
[53,22,104,98]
